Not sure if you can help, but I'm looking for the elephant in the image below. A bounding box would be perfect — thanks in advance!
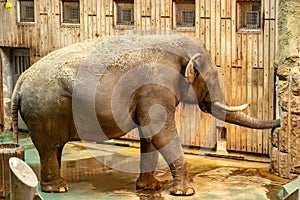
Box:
[11,33,280,196]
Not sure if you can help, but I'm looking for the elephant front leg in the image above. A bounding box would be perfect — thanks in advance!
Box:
[156,134,195,196]
[136,104,195,196]
[136,133,161,191]
[168,155,194,196]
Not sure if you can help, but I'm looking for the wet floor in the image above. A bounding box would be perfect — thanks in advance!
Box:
[1,132,289,200]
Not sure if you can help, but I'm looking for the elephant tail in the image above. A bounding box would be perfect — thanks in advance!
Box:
[11,79,22,143]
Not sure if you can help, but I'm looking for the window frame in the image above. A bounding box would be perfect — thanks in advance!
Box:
[60,0,80,26]
[114,0,135,29]
[173,0,196,31]
[17,0,35,25]
[236,0,262,33]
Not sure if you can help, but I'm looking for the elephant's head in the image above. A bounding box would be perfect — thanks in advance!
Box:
[181,48,280,129]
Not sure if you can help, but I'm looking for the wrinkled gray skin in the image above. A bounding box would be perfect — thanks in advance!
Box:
[11,34,280,196]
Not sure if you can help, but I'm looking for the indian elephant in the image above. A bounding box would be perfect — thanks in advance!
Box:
[11,33,280,196]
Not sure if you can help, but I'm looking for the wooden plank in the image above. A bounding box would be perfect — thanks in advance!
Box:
[165,0,171,30]
[210,0,216,63]
[256,33,263,154]
[198,0,206,44]
[226,0,231,19]
[265,20,277,154]
[252,67,259,153]
[202,113,212,148]
[88,16,93,39]
[231,0,237,65]
[255,34,262,154]
[264,0,270,19]
[135,0,141,30]
[226,18,232,99]
[92,0,97,38]
[161,0,166,30]
[155,0,160,31]
[205,0,210,18]
[150,0,156,28]
[239,69,248,152]
[0,7,3,45]
[205,0,211,52]
[205,19,211,53]
[146,0,151,17]
[262,18,270,154]
[195,0,200,39]
[96,0,101,37]
[215,0,221,66]
[270,0,276,19]
[231,66,238,151]
[11,2,18,47]
[250,34,257,154]
[45,0,52,53]
[108,0,114,36]
[258,68,264,154]
[239,33,250,152]
[192,106,200,147]
[53,0,60,50]
[82,0,88,39]
[140,0,146,31]
[100,0,106,36]
[104,0,110,36]
[220,0,226,18]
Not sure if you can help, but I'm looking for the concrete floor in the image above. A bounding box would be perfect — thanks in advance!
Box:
[1,132,289,200]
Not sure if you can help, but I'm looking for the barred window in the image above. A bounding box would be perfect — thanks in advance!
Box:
[237,0,261,30]
[182,10,195,25]
[62,0,80,24]
[174,0,195,28]
[19,0,34,22]
[115,0,134,26]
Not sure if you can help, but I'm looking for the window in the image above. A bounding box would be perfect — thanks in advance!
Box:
[114,0,134,26]
[174,0,195,28]
[18,0,34,23]
[115,0,134,26]
[237,0,261,31]
[61,0,80,24]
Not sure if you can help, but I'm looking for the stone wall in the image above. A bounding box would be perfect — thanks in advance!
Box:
[270,0,300,178]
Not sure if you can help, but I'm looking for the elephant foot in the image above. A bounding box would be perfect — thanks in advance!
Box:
[169,179,195,196]
[41,178,69,193]
[136,173,161,190]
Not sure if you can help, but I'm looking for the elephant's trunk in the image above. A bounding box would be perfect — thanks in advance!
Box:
[211,102,280,129]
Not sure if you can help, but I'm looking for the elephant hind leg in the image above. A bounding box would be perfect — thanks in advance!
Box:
[29,120,69,193]
[39,144,69,193]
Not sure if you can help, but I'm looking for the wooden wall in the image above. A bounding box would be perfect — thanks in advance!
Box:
[0,0,278,154]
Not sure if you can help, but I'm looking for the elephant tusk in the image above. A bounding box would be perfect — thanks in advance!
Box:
[213,101,249,112]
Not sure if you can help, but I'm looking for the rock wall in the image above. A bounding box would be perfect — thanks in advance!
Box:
[270,0,300,178]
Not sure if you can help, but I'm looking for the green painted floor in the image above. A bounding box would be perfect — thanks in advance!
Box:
[1,132,288,200]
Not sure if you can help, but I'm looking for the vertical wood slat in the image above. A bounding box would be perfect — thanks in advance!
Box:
[0,0,277,155]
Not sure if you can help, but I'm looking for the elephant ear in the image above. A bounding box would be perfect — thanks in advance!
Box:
[185,62,196,84]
